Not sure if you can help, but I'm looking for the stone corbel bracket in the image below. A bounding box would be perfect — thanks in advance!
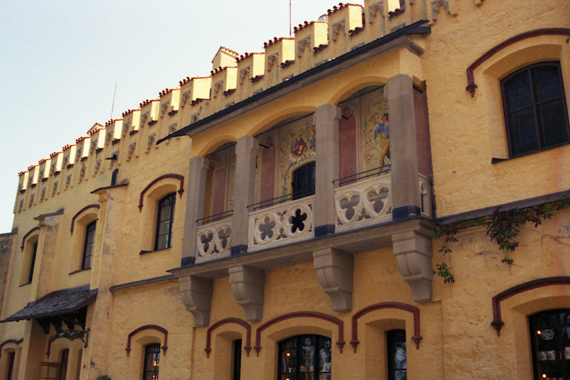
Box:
[179,275,213,326]
[229,266,265,322]
[313,248,353,312]
[392,221,435,303]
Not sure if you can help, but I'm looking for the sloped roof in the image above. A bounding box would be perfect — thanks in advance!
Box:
[1,286,97,322]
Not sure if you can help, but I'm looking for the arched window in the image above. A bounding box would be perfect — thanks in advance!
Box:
[81,222,96,270]
[143,343,160,380]
[501,62,569,157]
[529,309,570,380]
[155,193,175,250]
[292,161,315,200]
[278,335,331,380]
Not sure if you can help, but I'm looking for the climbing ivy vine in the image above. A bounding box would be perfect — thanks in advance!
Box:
[433,198,570,284]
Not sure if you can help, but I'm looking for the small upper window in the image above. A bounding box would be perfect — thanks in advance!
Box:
[28,241,38,284]
[292,161,316,200]
[501,62,569,157]
[529,309,570,380]
[278,334,331,380]
[143,343,160,380]
[82,222,96,270]
[155,193,175,250]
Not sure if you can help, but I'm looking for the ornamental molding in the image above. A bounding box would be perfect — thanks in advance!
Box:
[266,53,279,71]
[239,66,251,84]
[297,37,311,57]
[127,143,136,161]
[431,0,453,20]
[368,1,385,22]
[147,134,156,151]
[331,21,346,41]
[181,91,191,107]
[160,102,169,117]
[213,81,224,98]
[168,123,177,134]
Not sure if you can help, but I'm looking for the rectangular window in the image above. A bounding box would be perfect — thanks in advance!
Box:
[82,222,96,270]
[28,242,38,284]
[387,329,407,380]
[143,344,160,380]
[155,193,175,250]
[502,62,569,157]
[232,339,242,380]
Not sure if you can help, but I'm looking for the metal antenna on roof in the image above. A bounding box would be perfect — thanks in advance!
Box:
[289,0,292,37]
[110,82,118,120]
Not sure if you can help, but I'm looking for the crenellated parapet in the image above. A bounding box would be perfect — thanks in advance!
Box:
[14,0,432,214]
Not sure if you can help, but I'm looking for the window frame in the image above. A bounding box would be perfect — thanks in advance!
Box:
[291,161,316,200]
[529,309,570,380]
[142,343,160,380]
[27,241,38,284]
[501,61,570,158]
[154,193,176,251]
[277,334,331,380]
[81,222,96,270]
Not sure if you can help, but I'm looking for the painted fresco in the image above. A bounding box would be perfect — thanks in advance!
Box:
[278,115,316,197]
[360,87,390,171]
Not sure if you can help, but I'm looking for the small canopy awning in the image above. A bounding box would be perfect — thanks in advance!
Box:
[1,286,97,326]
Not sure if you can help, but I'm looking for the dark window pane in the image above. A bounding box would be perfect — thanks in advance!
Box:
[538,100,570,147]
[508,108,539,155]
[278,335,331,380]
[155,193,175,250]
[532,65,563,102]
[388,329,407,380]
[530,309,570,379]
[504,71,533,110]
[82,222,96,270]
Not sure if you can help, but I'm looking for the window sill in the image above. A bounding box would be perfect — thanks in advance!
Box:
[492,141,570,164]
[19,282,31,287]
[140,247,171,255]
[69,268,91,275]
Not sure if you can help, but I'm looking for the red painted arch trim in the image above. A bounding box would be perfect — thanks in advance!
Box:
[465,28,570,97]
[70,204,100,234]
[125,325,169,356]
[138,174,185,211]
[254,311,345,356]
[351,302,422,353]
[20,227,40,251]
[205,318,252,358]
[491,276,570,337]
[0,339,22,358]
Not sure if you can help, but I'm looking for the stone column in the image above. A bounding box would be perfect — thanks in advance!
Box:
[386,74,421,220]
[314,103,342,237]
[231,136,259,255]
[181,156,209,266]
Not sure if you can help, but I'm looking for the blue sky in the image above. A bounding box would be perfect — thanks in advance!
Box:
[0,0,349,232]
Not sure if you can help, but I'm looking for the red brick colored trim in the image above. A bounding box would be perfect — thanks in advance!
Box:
[70,204,100,234]
[491,276,570,336]
[205,318,252,358]
[465,28,570,97]
[138,174,185,211]
[0,339,22,358]
[351,302,422,353]
[20,227,40,251]
[125,325,168,356]
[254,311,345,356]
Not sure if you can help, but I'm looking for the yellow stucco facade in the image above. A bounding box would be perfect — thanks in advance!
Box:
[1,1,569,379]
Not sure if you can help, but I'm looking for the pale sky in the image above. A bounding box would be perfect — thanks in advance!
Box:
[0,0,354,233]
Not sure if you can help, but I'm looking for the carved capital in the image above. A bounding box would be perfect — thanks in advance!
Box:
[313,248,354,312]
[179,275,213,326]
[392,228,434,303]
[229,266,265,321]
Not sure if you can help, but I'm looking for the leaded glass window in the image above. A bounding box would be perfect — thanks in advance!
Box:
[155,193,175,250]
[530,309,570,380]
[278,335,331,380]
[143,344,160,380]
[387,329,407,380]
[501,62,569,157]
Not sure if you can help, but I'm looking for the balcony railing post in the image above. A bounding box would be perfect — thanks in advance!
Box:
[386,74,421,219]
[314,103,342,237]
[231,135,259,255]
[181,156,209,266]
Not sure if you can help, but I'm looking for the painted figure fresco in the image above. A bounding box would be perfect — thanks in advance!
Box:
[362,87,390,171]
